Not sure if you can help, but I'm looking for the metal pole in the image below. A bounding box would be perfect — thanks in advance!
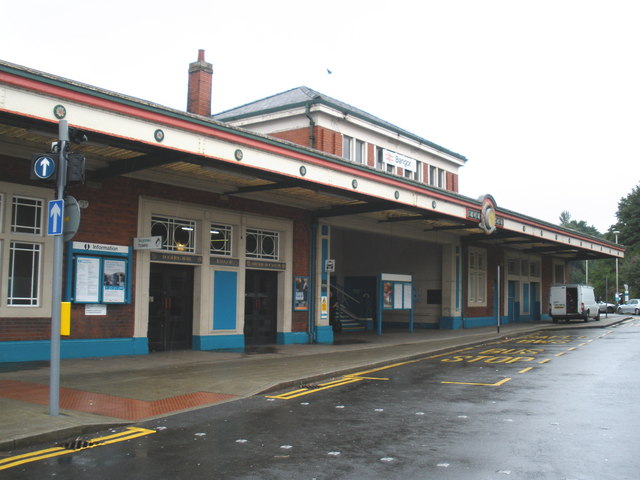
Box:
[497,265,501,334]
[614,231,620,305]
[49,120,68,416]
[585,260,589,285]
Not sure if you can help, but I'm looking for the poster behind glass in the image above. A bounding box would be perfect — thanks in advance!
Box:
[103,259,126,303]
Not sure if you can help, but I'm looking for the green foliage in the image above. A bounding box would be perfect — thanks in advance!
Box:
[615,185,640,251]
[560,183,640,299]
[610,184,640,298]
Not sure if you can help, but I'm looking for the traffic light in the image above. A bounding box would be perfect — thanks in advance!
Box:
[29,152,85,184]
[67,153,85,184]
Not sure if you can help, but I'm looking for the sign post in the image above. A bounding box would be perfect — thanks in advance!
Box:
[49,120,69,416]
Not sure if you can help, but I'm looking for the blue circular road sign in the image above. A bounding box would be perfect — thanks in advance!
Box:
[33,155,56,179]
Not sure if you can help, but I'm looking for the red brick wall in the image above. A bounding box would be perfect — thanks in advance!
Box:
[367,144,375,167]
[1,154,313,341]
[540,256,555,314]
[271,127,312,148]
[447,172,459,192]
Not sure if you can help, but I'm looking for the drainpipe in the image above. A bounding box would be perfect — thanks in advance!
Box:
[305,99,317,149]
[308,221,318,343]
[460,244,466,329]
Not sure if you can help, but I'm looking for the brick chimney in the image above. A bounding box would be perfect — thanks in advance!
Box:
[187,49,213,116]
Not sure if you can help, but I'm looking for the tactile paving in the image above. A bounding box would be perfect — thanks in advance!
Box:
[0,380,237,420]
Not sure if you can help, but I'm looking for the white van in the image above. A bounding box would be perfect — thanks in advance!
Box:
[549,284,600,323]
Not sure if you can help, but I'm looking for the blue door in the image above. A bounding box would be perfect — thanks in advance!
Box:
[530,282,540,321]
[508,281,521,323]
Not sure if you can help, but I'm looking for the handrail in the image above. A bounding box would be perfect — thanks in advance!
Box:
[331,283,360,305]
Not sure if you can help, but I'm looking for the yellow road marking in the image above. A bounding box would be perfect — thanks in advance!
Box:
[267,333,588,400]
[343,375,389,381]
[567,347,577,351]
[519,367,533,373]
[0,427,156,471]
[266,347,478,400]
[539,359,551,364]
[266,377,364,399]
[555,352,566,357]
[441,377,512,387]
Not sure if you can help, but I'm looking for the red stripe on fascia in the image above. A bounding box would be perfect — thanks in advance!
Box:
[497,212,622,252]
[1,71,475,209]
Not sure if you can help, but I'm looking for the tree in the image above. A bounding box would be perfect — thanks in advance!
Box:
[558,211,609,292]
[612,184,640,297]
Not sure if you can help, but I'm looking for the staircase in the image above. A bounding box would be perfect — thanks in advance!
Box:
[335,305,367,332]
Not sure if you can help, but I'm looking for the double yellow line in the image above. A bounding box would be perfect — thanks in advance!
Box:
[0,427,156,471]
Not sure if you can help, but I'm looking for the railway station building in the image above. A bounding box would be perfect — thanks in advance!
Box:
[0,52,624,362]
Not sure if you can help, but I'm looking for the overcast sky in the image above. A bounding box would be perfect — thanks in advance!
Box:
[2,0,638,234]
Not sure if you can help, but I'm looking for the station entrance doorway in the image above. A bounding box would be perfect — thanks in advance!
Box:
[244,270,278,346]
[147,263,194,352]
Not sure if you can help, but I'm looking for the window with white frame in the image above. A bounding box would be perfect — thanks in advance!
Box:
[246,228,279,260]
[5,194,45,307]
[355,139,365,164]
[507,258,520,275]
[1,187,49,311]
[8,241,41,306]
[11,196,43,235]
[342,135,352,160]
[468,247,487,305]
[530,261,541,277]
[429,166,445,188]
[521,259,529,277]
[210,223,233,256]
[404,160,422,181]
[151,215,196,252]
[343,135,366,164]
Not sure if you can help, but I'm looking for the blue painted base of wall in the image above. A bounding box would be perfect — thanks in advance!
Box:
[463,316,501,328]
[193,334,244,351]
[277,331,310,344]
[440,316,463,329]
[316,326,334,344]
[381,321,438,330]
[0,338,148,363]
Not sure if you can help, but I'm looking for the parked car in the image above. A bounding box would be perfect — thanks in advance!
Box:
[598,301,616,313]
[617,299,640,315]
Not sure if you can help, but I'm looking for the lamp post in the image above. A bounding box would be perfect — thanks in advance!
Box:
[613,230,620,305]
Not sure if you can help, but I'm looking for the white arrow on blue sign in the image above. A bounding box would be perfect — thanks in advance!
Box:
[34,155,56,179]
[48,199,64,236]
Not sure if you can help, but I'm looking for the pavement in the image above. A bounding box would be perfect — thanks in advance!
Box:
[0,314,629,452]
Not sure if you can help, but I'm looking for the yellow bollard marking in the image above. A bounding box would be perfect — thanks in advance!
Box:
[60,301,71,336]
[0,427,156,471]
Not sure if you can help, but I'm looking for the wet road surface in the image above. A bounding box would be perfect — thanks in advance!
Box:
[3,319,640,479]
